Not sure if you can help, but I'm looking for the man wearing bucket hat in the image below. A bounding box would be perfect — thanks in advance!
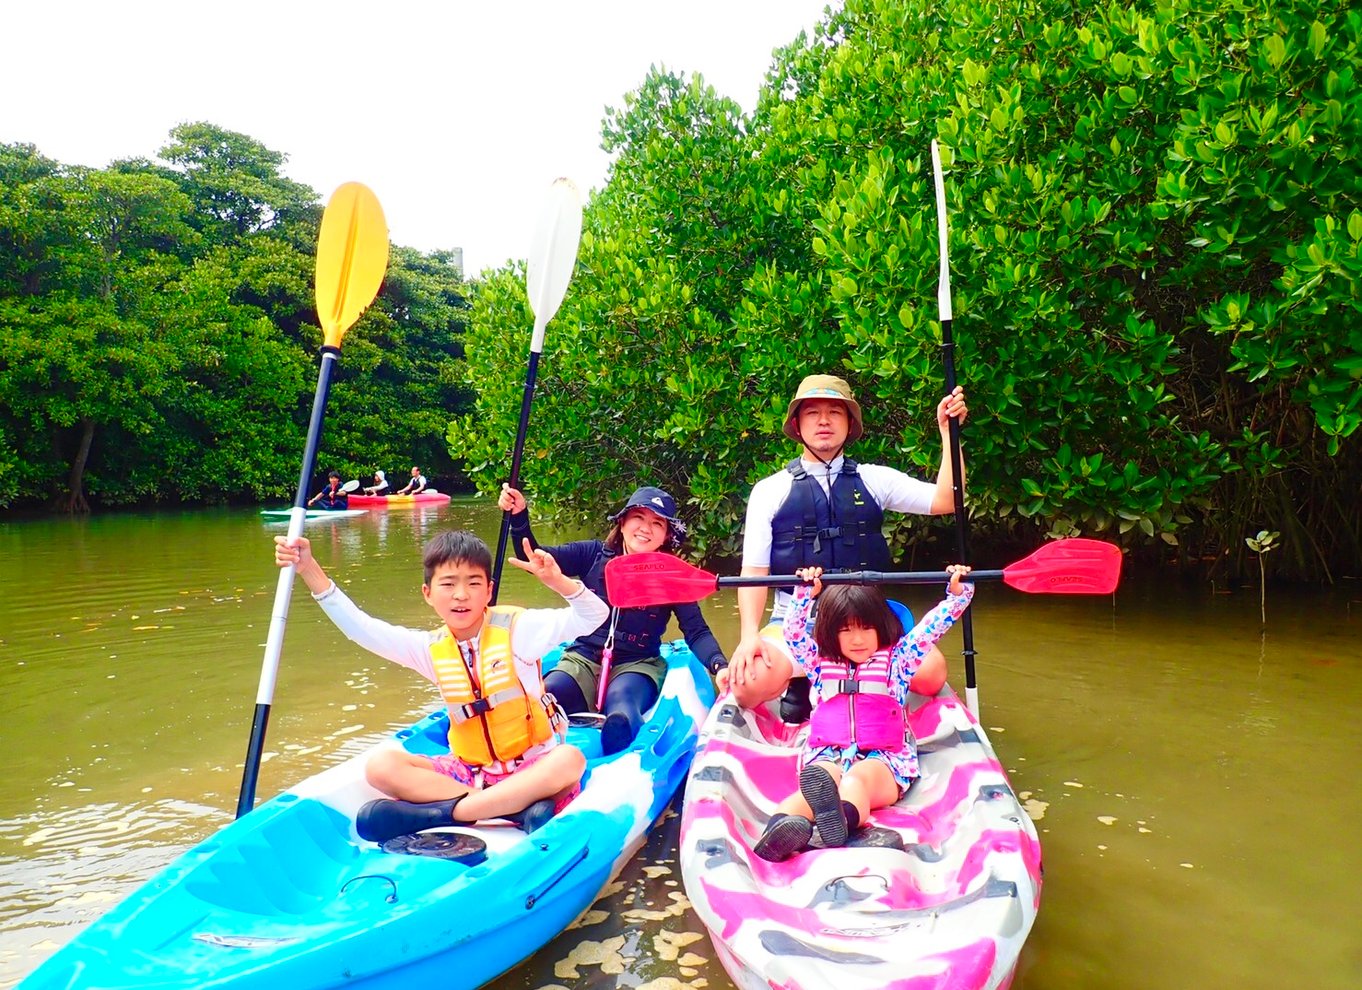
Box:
[498,483,728,754]
[718,374,967,719]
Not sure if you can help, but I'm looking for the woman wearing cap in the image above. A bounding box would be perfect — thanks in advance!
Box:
[498,484,728,755]
[362,469,389,496]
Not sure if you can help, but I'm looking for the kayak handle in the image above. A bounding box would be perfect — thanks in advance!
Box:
[341,874,398,904]
[525,844,589,909]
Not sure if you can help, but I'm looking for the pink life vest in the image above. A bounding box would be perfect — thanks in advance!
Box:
[807,650,905,751]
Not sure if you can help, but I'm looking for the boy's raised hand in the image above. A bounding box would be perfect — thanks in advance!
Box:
[274,534,313,569]
[273,534,331,594]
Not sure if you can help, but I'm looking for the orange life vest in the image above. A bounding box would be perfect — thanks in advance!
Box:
[429,606,555,766]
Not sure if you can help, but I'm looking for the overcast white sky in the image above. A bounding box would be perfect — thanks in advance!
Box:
[2,0,834,276]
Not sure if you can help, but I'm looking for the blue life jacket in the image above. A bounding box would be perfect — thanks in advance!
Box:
[769,458,891,574]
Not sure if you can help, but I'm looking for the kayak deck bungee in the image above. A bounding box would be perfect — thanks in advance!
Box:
[346,491,451,507]
[680,684,1041,990]
[20,642,714,990]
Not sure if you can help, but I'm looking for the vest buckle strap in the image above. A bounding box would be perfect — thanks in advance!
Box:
[825,678,891,696]
[541,693,568,735]
[450,698,494,723]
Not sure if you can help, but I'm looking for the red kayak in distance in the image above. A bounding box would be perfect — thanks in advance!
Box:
[347,491,452,507]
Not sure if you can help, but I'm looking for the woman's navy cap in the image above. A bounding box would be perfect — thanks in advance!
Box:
[610,486,680,523]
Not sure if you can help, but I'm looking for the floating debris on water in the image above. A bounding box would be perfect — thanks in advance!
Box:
[653,929,703,962]
[566,909,610,931]
[553,935,628,979]
[622,891,691,923]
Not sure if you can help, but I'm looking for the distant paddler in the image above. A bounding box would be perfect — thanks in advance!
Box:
[363,469,390,496]
[307,471,355,510]
[395,466,429,496]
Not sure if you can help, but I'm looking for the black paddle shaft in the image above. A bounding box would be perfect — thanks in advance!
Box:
[941,321,978,694]
[491,350,541,603]
[237,348,338,819]
[716,569,1003,589]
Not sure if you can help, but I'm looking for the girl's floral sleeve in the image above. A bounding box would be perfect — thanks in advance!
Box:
[782,584,820,679]
[889,583,975,694]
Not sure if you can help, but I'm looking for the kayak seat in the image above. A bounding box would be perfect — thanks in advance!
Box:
[179,799,474,919]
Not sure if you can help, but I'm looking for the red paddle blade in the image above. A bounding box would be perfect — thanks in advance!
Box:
[604,552,719,607]
[1001,539,1122,594]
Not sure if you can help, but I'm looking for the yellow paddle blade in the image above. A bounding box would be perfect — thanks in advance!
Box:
[315,182,389,349]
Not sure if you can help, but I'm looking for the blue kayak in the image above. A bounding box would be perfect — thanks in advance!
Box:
[19,642,715,990]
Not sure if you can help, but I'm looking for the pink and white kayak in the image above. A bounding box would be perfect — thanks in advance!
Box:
[679,686,1041,990]
[347,491,451,507]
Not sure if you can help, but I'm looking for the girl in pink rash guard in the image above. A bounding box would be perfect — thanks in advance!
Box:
[753,564,974,862]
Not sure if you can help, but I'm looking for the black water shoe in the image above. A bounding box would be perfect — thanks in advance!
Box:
[799,765,847,847]
[753,814,814,862]
[601,711,636,755]
[356,796,463,843]
[779,678,813,724]
[503,797,557,834]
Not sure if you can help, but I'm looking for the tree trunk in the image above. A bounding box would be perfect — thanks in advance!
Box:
[58,417,95,514]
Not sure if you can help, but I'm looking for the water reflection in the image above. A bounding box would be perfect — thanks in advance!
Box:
[2,504,1360,990]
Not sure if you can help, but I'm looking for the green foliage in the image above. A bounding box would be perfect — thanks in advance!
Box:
[1246,528,1281,623]
[457,0,1360,579]
[158,122,317,243]
[332,246,474,488]
[457,70,783,552]
[0,127,473,510]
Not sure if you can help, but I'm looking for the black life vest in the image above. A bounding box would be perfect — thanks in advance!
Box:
[769,458,891,574]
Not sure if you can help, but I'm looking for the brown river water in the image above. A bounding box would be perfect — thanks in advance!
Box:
[1,499,1358,989]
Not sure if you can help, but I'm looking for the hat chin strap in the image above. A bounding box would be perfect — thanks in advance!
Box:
[796,422,845,469]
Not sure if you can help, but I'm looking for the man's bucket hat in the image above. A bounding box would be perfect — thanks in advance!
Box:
[782,374,864,442]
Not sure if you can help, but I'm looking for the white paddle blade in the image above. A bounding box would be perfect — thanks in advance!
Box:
[525,177,584,352]
[931,140,953,322]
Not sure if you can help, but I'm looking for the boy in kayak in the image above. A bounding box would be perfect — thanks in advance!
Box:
[395,465,429,495]
[273,529,607,839]
[498,484,728,754]
[753,564,974,861]
[307,471,349,510]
